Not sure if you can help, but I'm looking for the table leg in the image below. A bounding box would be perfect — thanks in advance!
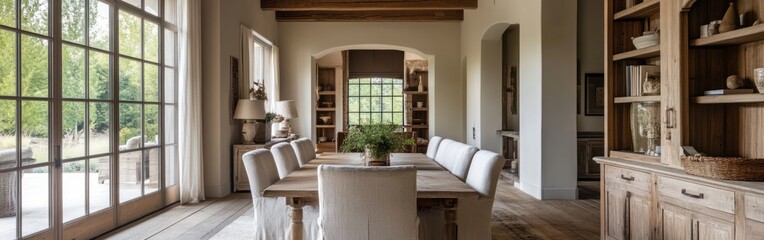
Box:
[287,197,304,240]
[443,199,458,240]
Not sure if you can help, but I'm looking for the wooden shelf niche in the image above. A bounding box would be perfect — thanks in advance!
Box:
[405,60,430,153]
[605,0,663,162]
[684,0,764,159]
[315,67,339,152]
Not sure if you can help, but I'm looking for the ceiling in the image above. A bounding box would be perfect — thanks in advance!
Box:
[261,0,478,22]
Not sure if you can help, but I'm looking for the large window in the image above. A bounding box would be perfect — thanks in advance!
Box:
[0,0,178,237]
[250,34,274,111]
[346,78,404,126]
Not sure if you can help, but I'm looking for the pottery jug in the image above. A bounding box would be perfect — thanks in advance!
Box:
[719,3,739,33]
[642,74,660,96]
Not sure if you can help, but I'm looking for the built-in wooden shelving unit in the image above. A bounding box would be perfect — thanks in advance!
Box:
[612,45,660,61]
[404,65,430,154]
[613,95,661,103]
[690,23,764,47]
[315,67,338,153]
[693,94,764,104]
[613,0,660,20]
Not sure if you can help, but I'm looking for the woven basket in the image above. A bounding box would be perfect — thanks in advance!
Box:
[681,156,764,181]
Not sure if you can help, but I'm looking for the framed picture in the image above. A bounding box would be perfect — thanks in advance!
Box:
[230,56,240,121]
[585,73,604,116]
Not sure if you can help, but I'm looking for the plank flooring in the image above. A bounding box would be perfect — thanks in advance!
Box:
[102,171,600,239]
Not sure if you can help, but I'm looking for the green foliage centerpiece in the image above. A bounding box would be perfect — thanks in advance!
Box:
[340,124,415,166]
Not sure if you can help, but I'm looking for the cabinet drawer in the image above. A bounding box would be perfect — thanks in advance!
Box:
[746,193,764,222]
[605,165,652,193]
[657,176,734,214]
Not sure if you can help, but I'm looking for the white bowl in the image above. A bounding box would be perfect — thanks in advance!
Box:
[632,32,659,49]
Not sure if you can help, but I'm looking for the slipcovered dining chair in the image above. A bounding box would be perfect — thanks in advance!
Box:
[425,136,443,159]
[241,149,320,240]
[433,139,479,181]
[271,142,300,179]
[318,165,418,240]
[291,138,316,166]
[418,150,505,240]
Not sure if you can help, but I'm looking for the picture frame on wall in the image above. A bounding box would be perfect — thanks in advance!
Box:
[585,73,604,116]
[231,56,240,121]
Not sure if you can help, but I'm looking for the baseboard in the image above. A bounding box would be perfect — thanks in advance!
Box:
[514,181,542,199]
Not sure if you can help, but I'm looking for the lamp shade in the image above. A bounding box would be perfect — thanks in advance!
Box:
[276,100,298,119]
[234,99,266,120]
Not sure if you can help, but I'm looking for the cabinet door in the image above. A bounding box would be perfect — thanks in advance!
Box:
[695,214,733,240]
[605,184,652,240]
[577,141,588,177]
[746,220,764,240]
[587,140,604,175]
[659,203,692,240]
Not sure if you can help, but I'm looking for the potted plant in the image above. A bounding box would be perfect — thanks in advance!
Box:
[340,124,415,166]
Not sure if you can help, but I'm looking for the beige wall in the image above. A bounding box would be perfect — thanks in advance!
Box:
[577,0,605,132]
[201,0,278,197]
[462,0,578,199]
[277,22,464,142]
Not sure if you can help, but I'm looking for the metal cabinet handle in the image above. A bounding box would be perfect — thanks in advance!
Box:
[681,189,705,199]
[624,191,631,239]
[664,107,676,129]
[620,174,635,181]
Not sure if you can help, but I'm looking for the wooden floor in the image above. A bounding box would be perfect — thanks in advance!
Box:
[101,172,600,239]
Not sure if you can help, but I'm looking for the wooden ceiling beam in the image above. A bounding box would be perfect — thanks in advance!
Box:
[275,10,464,22]
[262,0,477,11]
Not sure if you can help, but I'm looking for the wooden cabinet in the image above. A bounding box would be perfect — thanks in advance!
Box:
[578,133,604,180]
[596,158,764,240]
[603,165,653,239]
[605,182,652,240]
[232,138,292,192]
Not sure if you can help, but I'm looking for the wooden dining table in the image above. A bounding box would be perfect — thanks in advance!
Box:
[263,152,479,240]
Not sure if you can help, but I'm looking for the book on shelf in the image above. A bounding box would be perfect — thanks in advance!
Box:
[704,89,754,95]
[624,65,659,97]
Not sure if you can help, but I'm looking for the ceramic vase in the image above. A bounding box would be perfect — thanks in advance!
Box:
[642,74,661,96]
[719,3,739,33]
[417,76,424,92]
[755,68,764,93]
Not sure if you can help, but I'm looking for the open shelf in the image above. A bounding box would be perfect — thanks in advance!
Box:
[316,125,336,128]
[318,91,336,95]
[693,94,764,104]
[610,150,660,164]
[412,107,428,111]
[403,91,428,95]
[404,125,429,129]
[614,0,660,20]
[316,108,336,111]
[691,24,764,47]
[614,95,661,104]
[613,45,660,61]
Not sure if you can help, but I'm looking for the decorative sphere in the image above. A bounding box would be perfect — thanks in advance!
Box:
[727,75,743,89]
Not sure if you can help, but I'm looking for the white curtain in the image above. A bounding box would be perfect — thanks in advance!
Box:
[178,0,205,204]
[240,25,256,100]
[270,45,280,109]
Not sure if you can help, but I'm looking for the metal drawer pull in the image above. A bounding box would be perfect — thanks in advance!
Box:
[681,189,705,199]
[620,175,635,181]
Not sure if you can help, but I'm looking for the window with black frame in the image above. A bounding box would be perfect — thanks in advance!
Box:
[346,78,404,126]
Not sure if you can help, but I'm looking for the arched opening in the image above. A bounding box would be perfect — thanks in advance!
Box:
[308,45,435,152]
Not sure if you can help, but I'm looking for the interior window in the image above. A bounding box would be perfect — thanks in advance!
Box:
[346,78,404,126]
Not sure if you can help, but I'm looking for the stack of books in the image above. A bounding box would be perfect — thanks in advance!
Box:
[625,65,660,96]
[704,89,753,95]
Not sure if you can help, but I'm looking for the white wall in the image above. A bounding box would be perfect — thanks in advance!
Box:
[577,0,605,132]
[277,22,463,142]
[462,0,578,199]
[201,0,278,197]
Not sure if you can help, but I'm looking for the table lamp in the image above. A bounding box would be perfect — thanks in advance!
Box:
[276,100,298,137]
[234,99,266,143]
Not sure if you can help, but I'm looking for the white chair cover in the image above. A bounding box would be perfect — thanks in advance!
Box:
[425,136,443,159]
[241,149,320,240]
[290,138,316,166]
[433,139,478,181]
[419,150,504,240]
[318,165,418,240]
[271,142,300,179]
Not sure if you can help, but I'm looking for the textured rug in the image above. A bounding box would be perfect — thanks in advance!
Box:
[210,208,542,240]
